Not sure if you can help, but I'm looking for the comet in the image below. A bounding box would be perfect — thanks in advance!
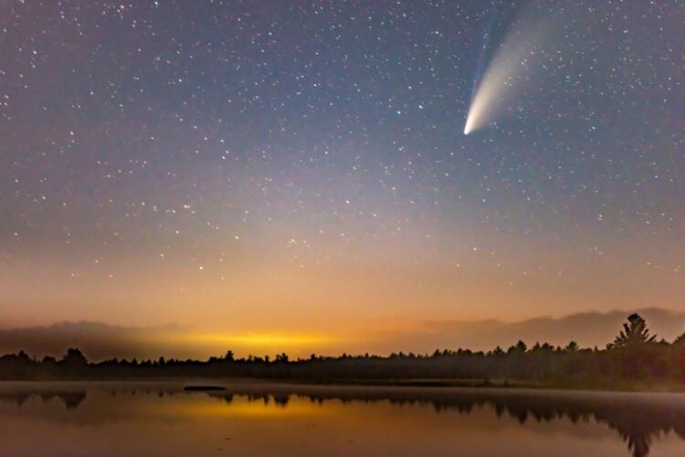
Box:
[464,10,551,135]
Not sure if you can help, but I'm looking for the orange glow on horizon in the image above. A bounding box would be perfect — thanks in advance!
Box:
[181,332,337,349]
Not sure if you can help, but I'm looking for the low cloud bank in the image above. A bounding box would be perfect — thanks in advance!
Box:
[379,308,685,354]
[1,308,683,361]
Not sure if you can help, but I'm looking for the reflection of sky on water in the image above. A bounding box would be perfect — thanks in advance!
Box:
[0,384,683,457]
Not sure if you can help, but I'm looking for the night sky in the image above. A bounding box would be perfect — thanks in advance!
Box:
[0,1,682,355]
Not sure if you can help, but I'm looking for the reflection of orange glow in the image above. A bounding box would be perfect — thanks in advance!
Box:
[174,396,332,418]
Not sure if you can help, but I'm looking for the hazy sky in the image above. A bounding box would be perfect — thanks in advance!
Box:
[0,1,682,354]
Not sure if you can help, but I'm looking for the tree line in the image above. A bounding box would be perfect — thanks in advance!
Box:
[1,313,684,389]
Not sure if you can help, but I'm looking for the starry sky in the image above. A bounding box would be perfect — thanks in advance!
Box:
[0,1,682,356]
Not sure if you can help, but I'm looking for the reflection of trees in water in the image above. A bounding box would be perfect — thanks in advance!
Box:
[3,387,684,457]
[0,392,31,407]
[207,388,685,457]
[0,391,87,409]
[223,392,290,407]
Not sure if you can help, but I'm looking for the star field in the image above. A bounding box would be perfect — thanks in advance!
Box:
[0,1,682,340]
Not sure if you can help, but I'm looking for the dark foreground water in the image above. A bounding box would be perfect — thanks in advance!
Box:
[0,382,684,456]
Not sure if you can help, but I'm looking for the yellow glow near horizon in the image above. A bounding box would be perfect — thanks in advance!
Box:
[183,332,336,348]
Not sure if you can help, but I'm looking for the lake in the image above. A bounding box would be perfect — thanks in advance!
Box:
[0,382,684,456]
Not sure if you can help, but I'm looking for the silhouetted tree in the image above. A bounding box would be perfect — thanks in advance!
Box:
[612,314,657,348]
[507,340,527,354]
[62,348,87,367]
[673,333,685,346]
[565,341,579,352]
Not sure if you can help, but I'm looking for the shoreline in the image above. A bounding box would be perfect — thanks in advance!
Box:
[1,378,683,395]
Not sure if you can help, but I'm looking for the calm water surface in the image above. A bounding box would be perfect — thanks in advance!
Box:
[0,382,684,456]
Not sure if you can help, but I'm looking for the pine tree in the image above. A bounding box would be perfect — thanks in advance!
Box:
[613,313,656,348]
